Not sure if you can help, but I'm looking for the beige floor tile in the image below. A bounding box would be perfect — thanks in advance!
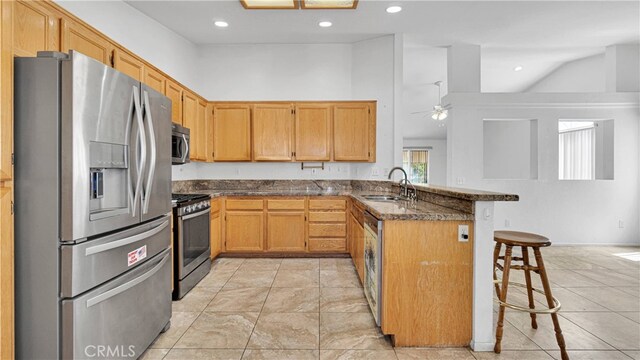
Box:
[395,347,474,359]
[581,255,640,271]
[238,258,282,271]
[321,349,398,360]
[280,258,320,271]
[542,287,608,312]
[224,270,277,289]
[617,312,640,323]
[565,287,640,312]
[212,258,246,271]
[174,312,259,349]
[471,350,553,359]
[546,270,607,287]
[320,312,392,350]
[320,287,369,313]
[547,350,632,359]
[573,270,639,287]
[495,321,542,350]
[320,270,362,288]
[505,312,613,350]
[171,287,220,312]
[624,350,640,359]
[206,287,270,312]
[140,348,169,360]
[247,312,319,350]
[611,268,640,280]
[150,312,200,348]
[199,268,237,288]
[320,258,356,271]
[615,286,640,297]
[544,257,607,270]
[272,270,319,288]
[262,287,320,313]
[243,349,319,360]
[561,312,640,350]
[163,348,244,359]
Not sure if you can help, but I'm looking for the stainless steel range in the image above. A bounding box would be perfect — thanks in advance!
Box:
[14,51,172,359]
[172,194,212,299]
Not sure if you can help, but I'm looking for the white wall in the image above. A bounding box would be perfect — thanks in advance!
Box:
[445,93,640,245]
[483,120,537,180]
[351,35,397,181]
[525,54,605,93]
[55,0,200,91]
[403,138,447,186]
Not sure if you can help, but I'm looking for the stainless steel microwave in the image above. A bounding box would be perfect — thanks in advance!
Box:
[171,123,190,165]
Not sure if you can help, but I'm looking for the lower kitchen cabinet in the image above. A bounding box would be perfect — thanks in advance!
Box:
[210,199,222,258]
[266,212,306,252]
[348,210,365,283]
[224,211,264,252]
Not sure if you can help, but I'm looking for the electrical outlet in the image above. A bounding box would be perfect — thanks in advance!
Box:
[371,167,380,176]
[456,177,465,185]
[619,220,624,228]
[312,168,317,175]
[504,219,511,228]
[458,224,469,242]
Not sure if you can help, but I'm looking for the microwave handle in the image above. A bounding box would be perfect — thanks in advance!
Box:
[181,134,189,162]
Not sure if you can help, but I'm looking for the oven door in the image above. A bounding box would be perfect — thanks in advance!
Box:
[171,132,190,164]
[363,212,383,326]
[178,208,211,279]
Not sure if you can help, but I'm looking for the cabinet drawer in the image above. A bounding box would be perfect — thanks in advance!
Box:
[267,199,305,210]
[309,223,346,238]
[226,199,264,210]
[309,238,347,252]
[309,211,346,223]
[309,198,346,210]
[210,198,221,213]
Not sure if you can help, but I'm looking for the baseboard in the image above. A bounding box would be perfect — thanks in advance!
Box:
[470,340,495,352]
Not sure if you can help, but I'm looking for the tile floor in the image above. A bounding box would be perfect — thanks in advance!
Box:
[143,246,640,360]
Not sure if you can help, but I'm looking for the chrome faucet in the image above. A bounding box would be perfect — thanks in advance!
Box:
[388,167,409,197]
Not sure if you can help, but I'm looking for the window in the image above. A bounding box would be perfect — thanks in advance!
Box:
[402,149,429,184]
[558,121,595,180]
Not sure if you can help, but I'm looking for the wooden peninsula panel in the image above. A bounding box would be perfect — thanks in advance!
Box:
[382,220,474,347]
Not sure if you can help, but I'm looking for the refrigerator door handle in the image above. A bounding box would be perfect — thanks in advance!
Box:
[132,87,146,217]
[85,250,169,308]
[142,90,157,214]
[84,219,169,256]
[126,88,136,215]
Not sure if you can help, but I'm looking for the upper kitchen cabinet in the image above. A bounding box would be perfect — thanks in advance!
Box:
[165,79,183,125]
[13,0,60,57]
[181,90,199,160]
[294,104,332,161]
[212,104,252,161]
[61,19,113,65]
[143,66,166,95]
[333,102,376,162]
[113,48,143,82]
[253,103,294,161]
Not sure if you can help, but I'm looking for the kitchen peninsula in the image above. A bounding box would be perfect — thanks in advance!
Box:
[173,179,518,350]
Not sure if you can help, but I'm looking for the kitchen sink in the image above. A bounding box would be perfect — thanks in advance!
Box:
[361,195,407,202]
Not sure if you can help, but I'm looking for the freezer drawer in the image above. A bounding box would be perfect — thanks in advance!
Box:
[61,215,170,298]
[62,249,171,360]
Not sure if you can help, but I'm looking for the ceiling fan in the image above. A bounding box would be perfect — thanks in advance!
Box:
[410,81,448,121]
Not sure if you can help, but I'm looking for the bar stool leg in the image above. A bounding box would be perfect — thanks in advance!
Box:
[534,248,569,360]
[494,245,513,354]
[493,242,503,299]
[521,246,538,329]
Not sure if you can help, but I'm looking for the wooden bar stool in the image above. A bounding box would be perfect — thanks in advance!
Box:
[493,231,569,360]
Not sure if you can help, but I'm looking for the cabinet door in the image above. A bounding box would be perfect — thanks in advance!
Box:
[0,185,13,360]
[143,66,166,95]
[253,104,293,161]
[113,48,143,81]
[61,19,113,65]
[212,105,252,161]
[295,104,331,161]
[0,0,12,182]
[181,91,199,160]
[165,79,183,125]
[267,212,306,252]
[14,0,59,57]
[354,220,364,283]
[197,100,207,161]
[225,211,264,252]
[333,103,371,161]
[210,210,222,258]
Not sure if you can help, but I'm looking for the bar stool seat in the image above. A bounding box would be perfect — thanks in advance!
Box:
[493,230,569,360]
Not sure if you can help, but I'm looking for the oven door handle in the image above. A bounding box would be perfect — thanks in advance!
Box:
[181,208,210,220]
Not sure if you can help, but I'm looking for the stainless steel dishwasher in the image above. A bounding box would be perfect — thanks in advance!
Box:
[364,211,383,326]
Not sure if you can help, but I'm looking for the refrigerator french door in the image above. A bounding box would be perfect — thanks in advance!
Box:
[14,50,172,359]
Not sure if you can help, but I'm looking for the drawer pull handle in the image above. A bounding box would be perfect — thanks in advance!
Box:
[85,220,169,256]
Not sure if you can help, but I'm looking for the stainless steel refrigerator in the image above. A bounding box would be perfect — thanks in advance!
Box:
[14,51,172,359]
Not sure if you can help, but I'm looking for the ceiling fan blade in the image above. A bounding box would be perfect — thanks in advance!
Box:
[410,110,431,114]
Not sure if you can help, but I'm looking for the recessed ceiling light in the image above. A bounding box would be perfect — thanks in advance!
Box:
[386,5,402,13]
[318,21,332,28]
[513,65,523,72]
[214,20,229,28]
